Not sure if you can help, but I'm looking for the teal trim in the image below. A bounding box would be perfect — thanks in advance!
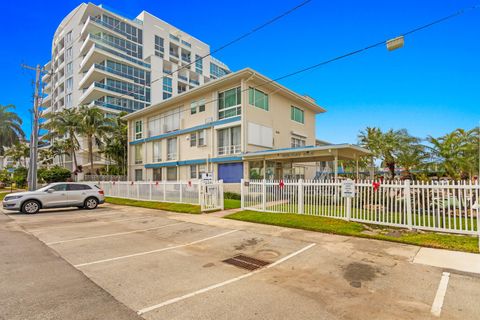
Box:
[144,155,242,169]
[130,116,241,145]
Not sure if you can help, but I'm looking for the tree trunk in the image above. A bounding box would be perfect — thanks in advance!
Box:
[88,136,93,175]
[387,161,396,179]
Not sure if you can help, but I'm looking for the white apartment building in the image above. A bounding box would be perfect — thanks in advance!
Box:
[40,3,230,173]
[125,68,369,191]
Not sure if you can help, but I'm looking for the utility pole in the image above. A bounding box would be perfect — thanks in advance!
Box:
[22,64,45,191]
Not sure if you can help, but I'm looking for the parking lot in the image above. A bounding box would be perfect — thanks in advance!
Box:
[3,203,480,319]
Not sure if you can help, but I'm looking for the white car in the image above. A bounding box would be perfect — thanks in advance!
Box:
[2,182,105,214]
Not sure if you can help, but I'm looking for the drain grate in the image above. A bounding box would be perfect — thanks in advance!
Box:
[222,254,270,271]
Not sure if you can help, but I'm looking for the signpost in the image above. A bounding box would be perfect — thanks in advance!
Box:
[341,179,355,221]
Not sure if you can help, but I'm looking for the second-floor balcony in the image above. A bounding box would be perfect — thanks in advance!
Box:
[167,153,177,161]
[218,145,241,156]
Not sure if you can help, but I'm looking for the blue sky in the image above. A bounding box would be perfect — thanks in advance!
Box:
[1,0,478,143]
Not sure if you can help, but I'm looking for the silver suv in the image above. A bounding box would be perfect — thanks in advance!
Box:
[2,182,105,214]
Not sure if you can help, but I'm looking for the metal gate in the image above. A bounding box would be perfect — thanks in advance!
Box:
[200,180,224,212]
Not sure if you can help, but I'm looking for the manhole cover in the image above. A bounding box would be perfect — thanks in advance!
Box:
[222,255,270,271]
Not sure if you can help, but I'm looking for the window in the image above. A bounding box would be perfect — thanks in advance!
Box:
[65,31,72,43]
[67,184,91,191]
[135,169,143,181]
[49,184,67,191]
[66,77,73,93]
[190,165,197,179]
[163,77,172,92]
[191,99,206,114]
[291,106,304,124]
[291,137,306,148]
[218,87,241,119]
[134,145,143,164]
[153,141,161,162]
[190,133,197,147]
[65,94,72,108]
[218,126,241,155]
[210,62,230,79]
[66,62,73,76]
[195,54,202,74]
[167,138,177,160]
[134,120,143,139]
[153,168,162,181]
[248,88,269,111]
[154,35,164,57]
[163,92,172,99]
[199,165,206,178]
[65,47,73,60]
[198,130,206,146]
[169,34,179,42]
[167,167,177,181]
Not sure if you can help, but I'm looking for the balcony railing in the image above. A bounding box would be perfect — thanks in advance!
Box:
[169,50,179,58]
[178,75,188,82]
[92,82,149,102]
[92,64,149,86]
[181,55,191,62]
[167,153,176,161]
[189,79,200,86]
[218,145,241,156]
[81,42,150,69]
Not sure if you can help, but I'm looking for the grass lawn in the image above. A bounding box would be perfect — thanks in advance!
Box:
[225,210,479,253]
[105,197,201,214]
[224,199,241,210]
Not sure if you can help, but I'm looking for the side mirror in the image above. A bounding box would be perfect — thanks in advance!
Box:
[47,188,55,193]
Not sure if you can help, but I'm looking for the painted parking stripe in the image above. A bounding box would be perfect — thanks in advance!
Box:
[47,222,186,245]
[137,242,316,315]
[431,272,450,317]
[74,229,238,268]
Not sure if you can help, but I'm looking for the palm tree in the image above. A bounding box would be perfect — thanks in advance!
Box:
[78,106,112,175]
[43,108,82,172]
[102,112,128,175]
[358,127,419,178]
[4,142,30,167]
[0,104,25,155]
[428,128,479,179]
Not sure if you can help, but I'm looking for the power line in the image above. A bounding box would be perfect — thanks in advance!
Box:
[124,3,480,139]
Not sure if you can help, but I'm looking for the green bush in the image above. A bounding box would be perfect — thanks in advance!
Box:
[224,192,241,200]
[12,167,28,187]
[39,166,72,183]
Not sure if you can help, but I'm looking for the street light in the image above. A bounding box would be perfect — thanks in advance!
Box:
[387,36,405,51]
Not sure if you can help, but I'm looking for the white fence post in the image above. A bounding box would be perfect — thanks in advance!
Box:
[220,180,224,210]
[179,181,183,203]
[198,181,203,209]
[149,182,152,200]
[298,179,304,214]
[405,180,413,230]
[262,179,266,212]
[240,179,245,210]
[163,180,166,201]
[136,182,140,199]
[346,197,351,221]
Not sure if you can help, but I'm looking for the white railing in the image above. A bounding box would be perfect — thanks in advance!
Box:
[218,145,241,156]
[84,175,127,182]
[98,180,224,211]
[241,179,480,237]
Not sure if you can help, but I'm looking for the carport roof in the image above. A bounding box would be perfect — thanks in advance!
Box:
[242,144,371,162]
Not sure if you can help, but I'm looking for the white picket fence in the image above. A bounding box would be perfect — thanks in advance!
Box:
[241,179,480,236]
[98,180,224,212]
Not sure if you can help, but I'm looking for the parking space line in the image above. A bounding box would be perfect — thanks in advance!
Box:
[431,272,450,317]
[46,222,186,245]
[137,242,316,315]
[74,229,238,268]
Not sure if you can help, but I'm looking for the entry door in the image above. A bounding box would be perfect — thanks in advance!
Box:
[218,163,243,183]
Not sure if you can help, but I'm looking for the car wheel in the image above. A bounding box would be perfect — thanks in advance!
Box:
[84,197,98,210]
[22,200,40,214]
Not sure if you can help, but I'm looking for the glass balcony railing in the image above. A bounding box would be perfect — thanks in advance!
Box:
[91,100,146,113]
[169,51,179,58]
[181,55,191,62]
[93,82,149,102]
[85,42,150,68]
[178,75,188,82]
[93,64,149,86]
[189,79,200,86]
